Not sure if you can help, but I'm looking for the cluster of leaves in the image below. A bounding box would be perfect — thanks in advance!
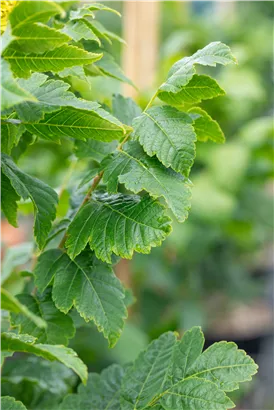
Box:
[1,2,258,409]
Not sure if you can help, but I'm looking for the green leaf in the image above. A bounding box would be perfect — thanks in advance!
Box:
[10,290,75,346]
[102,141,192,222]
[1,332,87,384]
[169,327,205,384]
[65,192,172,262]
[15,73,100,122]
[70,5,96,20]
[188,107,225,143]
[160,377,234,410]
[88,21,125,45]
[1,154,58,249]
[34,249,127,347]
[60,364,125,410]
[22,106,130,143]
[1,23,15,53]
[2,356,77,409]
[1,115,25,155]
[1,288,46,329]
[1,396,27,410]
[58,65,87,81]
[91,52,134,86]
[62,19,100,43]
[3,44,102,79]
[1,59,36,111]
[158,74,225,106]
[1,171,20,227]
[158,42,236,105]
[11,23,71,54]
[186,341,258,392]
[74,139,117,162]
[86,3,121,16]
[133,106,196,176]
[112,94,142,125]
[121,332,177,409]
[1,242,33,284]
[11,131,34,162]
[8,1,64,29]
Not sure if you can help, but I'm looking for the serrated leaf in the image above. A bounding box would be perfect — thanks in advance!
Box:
[8,1,63,29]
[15,73,100,122]
[1,171,20,227]
[1,59,36,111]
[1,154,58,248]
[160,377,234,410]
[112,94,142,125]
[62,19,100,43]
[60,364,125,410]
[186,341,258,392]
[58,65,87,81]
[11,131,34,162]
[74,139,117,162]
[121,332,177,409]
[3,44,102,78]
[65,192,172,262]
[1,332,87,383]
[189,107,225,143]
[133,106,196,176]
[34,249,127,347]
[1,396,27,410]
[22,106,130,143]
[159,74,225,106]
[1,287,46,329]
[70,5,96,20]
[158,42,236,105]
[102,141,192,222]
[10,22,70,54]
[10,290,75,345]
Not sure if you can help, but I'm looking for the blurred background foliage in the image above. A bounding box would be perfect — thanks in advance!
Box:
[1,1,273,409]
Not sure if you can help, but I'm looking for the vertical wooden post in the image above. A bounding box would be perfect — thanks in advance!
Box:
[215,1,236,22]
[122,1,160,98]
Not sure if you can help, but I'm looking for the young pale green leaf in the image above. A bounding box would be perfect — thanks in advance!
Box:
[189,107,225,143]
[74,139,117,162]
[121,332,177,409]
[10,290,75,346]
[158,42,236,105]
[34,249,127,348]
[1,171,20,227]
[159,74,225,106]
[1,287,46,329]
[102,141,192,222]
[1,23,15,53]
[8,1,64,29]
[1,154,58,248]
[157,41,236,105]
[65,192,172,263]
[3,44,102,79]
[1,332,87,384]
[1,396,27,410]
[60,365,125,410]
[1,59,36,111]
[133,106,196,176]
[62,19,100,43]
[160,377,234,410]
[11,23,71,54]
[70,4,96,20]
[112,94,142,125]
[15,73,100,122]
[186,341,258,392]
[22,106,130,143]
